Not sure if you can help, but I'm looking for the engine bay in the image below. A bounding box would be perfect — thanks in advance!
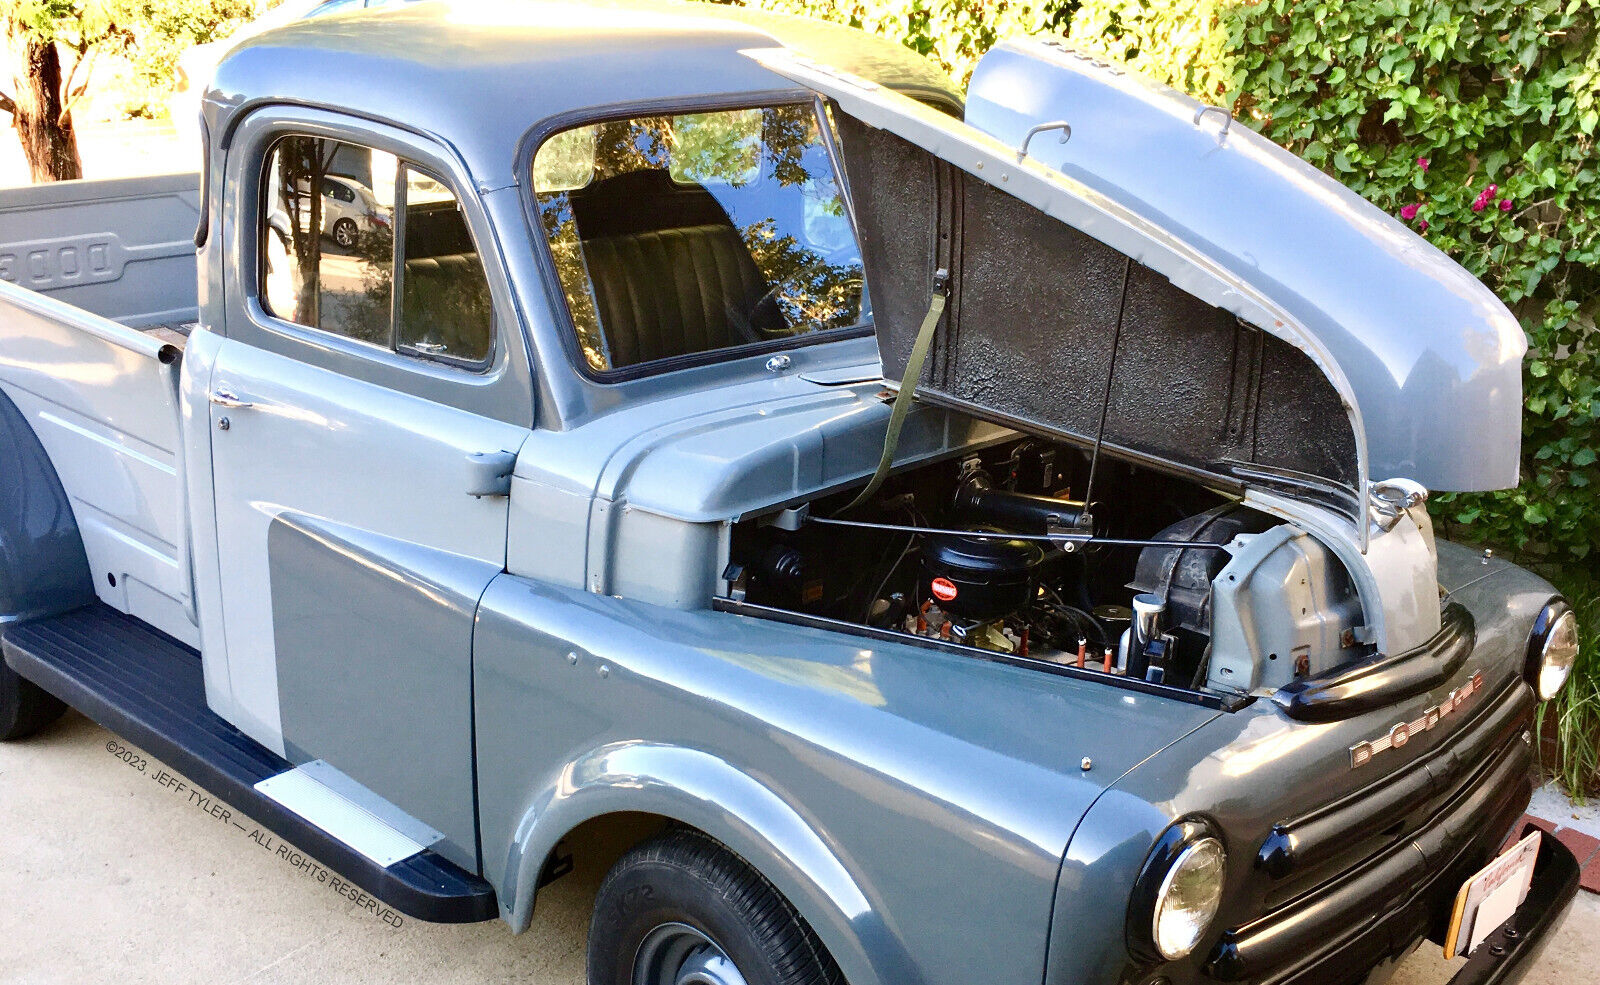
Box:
[725,437,1369,700]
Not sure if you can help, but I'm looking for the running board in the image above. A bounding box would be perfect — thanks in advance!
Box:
[1,603,497,923]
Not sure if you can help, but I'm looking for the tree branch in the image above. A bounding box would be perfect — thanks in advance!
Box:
[0,90,14,118]
[59,39,90,95]
[58,80,89,126]
[56,44,97,127]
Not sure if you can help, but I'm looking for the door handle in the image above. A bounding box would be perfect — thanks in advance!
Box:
[464,450,517,498]
[209,388,255,409]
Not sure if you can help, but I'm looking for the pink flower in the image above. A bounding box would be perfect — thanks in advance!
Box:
[1417,220,1429,231]
[1471,199,1486,212]
[1417,157,1430,171]
[1498,198,1513,212]
[1485,183,1498,196]
[1400,203,1420,220]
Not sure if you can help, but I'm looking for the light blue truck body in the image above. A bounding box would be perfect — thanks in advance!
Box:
[0,4,1579,985]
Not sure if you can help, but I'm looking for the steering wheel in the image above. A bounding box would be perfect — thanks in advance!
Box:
[747,285,787,337]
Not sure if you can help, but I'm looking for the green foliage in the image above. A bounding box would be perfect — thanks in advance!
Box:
[114,0,259,117]
[1063,0,1234,101]
[1212,0,1600,578]
[1541,576,1600,800]
[3,0,137,179]
[2,0,135,115]
[2,0,125,44]
[715,0,1071,84]
[3,0,261,121]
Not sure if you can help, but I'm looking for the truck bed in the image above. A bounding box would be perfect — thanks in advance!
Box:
[0,174,203,645]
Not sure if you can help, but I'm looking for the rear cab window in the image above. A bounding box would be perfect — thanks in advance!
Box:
[260,135,494,367]
[530,103,866,376]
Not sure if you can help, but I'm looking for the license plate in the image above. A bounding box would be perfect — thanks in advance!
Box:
[1443,830,1541,957]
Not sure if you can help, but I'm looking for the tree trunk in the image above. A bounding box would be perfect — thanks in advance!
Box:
[7,35,82,182]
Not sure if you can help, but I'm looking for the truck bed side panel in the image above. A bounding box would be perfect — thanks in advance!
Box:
[0,172,200,327]
[0,175,203,644]
[0,282,192,644]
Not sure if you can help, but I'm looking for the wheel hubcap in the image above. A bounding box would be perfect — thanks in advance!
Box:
[633,923,750,985]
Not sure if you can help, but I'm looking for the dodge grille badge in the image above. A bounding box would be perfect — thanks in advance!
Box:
[1350,672,1484,769]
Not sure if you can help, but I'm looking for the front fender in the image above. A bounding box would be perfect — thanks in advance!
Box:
[501,740,908,985]
[1045,540,1558,985]
[472,573,1218,985]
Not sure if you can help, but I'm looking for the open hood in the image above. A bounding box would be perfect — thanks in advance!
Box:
[746,44,1526,497]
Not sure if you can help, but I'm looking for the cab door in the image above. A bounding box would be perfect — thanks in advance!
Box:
[207,115,535,872]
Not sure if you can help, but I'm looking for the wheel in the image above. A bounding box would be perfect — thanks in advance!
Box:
[0,657,65,741]
[588,828,843,985]
[332,217,359,249]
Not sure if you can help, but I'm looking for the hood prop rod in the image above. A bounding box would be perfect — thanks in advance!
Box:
[1078,256,1134,528]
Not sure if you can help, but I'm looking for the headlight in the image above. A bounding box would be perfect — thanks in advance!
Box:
[1129,819,1228,963]
[1528,600,1579,701]
[1154,838,1227,959]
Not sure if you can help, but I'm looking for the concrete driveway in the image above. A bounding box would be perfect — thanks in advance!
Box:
[3,711,1596,985]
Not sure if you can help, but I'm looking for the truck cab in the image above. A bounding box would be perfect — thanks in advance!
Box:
[0,3,1582,985]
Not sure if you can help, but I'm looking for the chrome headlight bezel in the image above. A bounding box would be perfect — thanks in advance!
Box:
[1128,818,1229,963]
[1527,599,1579,701]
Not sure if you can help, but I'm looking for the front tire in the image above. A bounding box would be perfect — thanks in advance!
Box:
[588,828,843,985]
[0,657,65,740]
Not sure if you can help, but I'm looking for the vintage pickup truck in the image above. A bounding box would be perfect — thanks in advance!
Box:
[0,3,1584,984]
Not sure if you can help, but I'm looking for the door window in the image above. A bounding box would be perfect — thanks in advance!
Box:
[260,135,494,367]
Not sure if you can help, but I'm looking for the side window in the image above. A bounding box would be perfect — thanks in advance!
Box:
[260,135,494,367]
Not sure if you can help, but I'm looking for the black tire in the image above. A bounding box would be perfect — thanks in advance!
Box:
[588,827,844,985]
[0,657,65,741]
[333,218,359,249]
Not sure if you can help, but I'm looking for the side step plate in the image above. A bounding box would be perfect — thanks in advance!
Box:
[1,603,497,923]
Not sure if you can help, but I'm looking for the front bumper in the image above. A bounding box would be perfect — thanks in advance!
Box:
[1207,682,1575,985]
[1442,827,1580,985]
[1239,823,1581,985]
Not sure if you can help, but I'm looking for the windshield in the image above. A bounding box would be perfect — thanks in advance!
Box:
[531,103,866,374]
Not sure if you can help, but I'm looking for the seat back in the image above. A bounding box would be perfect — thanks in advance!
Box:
[570,169,770,368]
[401,253,492,359]
[580,224,768,367]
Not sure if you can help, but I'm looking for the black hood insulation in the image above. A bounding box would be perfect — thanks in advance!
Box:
[834,112,1359,491]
